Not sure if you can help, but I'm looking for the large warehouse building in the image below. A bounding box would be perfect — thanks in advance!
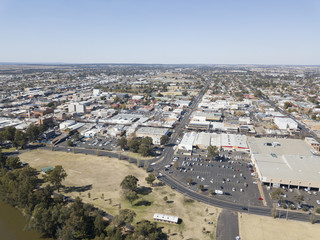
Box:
[179,132,249,152]
[248,137,320,190]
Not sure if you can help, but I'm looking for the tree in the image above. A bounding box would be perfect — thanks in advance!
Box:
[26,124,41,142]
[113,209,136,227]
[125,191,139,205]
[118,137,127,150]
[271,188,284,201]
[0,151,7,168]
[113,96,120,103]
[66,139,74,147]
[182,91,188,96]
[132,220,167,239]
[141,136,153,146]
[138,143,153,157]
[45,165,68,192]
[187,178,193,185]
[120,175,139,192]
[160,135,169,145]
[254,90,263,98]
[284,101,291,109]
[6,157,22,170]
[294,195,304,204]
[199,184,204,192]
[145,174,155,186]
[13,130,27,149]
[3,126,16,142]
[207,145,219,159]
[127,138,140,153]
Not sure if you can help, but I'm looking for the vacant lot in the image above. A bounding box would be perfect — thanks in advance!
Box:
[239,213,320,240]
[20,149,220,240]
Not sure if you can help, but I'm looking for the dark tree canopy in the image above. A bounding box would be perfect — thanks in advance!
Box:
[120,175,139,192]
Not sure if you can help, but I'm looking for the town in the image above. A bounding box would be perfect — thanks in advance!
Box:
[1,64,320,240]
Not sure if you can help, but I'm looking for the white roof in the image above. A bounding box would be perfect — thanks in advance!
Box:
[153,213,179,223]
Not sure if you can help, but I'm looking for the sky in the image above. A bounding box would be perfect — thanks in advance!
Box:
[0,0,319,65]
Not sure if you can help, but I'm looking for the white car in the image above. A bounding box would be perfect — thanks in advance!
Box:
[316,200,320,205]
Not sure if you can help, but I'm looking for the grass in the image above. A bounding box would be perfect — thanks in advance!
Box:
[239,212,320,240]
[121,151,154,160]
[20,149,220,240]
[1,147,18,153]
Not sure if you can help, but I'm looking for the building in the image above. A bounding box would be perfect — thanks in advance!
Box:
[248,137,320,190]
[305,137,320,154]
[153,213,179,224]
[59,120,76,130]
[93,89,101,96]
[135,127,169,145]
[178,132,249,152]
[68,103,86,113]
[274,117,298,130]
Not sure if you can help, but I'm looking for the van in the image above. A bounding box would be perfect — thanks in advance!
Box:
[215,190,223,195]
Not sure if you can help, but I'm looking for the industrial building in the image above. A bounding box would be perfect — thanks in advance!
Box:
[248,137,320,190]
[178,132,249,152]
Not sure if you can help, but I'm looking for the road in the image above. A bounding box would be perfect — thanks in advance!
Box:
[216,210,239,240]
[150,78,212,169]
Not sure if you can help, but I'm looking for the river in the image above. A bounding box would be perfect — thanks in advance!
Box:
[0,201,48,240]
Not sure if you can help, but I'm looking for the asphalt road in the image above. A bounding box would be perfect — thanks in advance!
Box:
[216,210,239,240]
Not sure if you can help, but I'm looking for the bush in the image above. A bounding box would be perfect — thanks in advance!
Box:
[184,198,194,203]
[316,208,320,214]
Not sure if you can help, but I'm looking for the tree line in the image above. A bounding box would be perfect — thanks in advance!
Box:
[118,136,154,157]
[0,124,47,149]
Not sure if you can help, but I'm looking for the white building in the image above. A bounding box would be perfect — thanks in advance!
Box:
[59,120,76,130]
[274,117,298,130]
[68,103,86,113]
[135,127,169,145]
[153,213,179,224]
[93,89,101,96]
[178,132,249,151]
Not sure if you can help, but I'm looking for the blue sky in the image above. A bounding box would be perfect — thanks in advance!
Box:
[0,0,319,64]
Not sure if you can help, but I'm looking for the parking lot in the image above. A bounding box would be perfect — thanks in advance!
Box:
[60,136,119,151]
[266,185,320,213]
[164,150,265,207]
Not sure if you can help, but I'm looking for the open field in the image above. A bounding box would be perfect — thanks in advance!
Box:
[20,149,220,240]
[239,213,320,240]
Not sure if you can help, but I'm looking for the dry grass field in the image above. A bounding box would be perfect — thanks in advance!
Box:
[20,149,220,240]
[239,213,320,240]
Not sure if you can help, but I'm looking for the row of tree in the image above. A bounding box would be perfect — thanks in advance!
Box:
[0,124,47,149]
[118,137,154,157]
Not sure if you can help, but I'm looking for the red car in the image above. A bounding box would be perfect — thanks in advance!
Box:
[258,197,263,200]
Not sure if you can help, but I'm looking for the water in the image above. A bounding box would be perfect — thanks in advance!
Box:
[0,201,46,240]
